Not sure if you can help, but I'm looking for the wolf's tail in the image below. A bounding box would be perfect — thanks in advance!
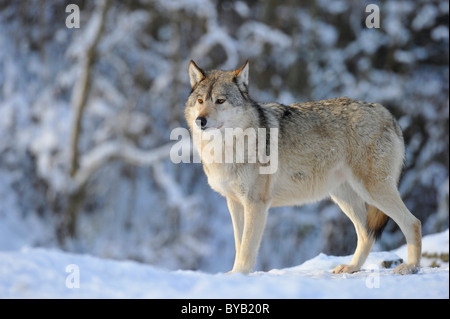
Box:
[366,205,389,240]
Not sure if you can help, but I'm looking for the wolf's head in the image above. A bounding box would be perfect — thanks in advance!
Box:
[185,60,256,133]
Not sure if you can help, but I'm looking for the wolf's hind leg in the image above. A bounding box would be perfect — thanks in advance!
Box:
[330,183,375,274]
[361,183,421,275]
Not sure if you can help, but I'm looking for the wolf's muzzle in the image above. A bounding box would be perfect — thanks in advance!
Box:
[196,116,207,130]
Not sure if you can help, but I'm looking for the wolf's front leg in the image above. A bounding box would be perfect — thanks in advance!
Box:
[229,201,269,274]
[226,197,244,272]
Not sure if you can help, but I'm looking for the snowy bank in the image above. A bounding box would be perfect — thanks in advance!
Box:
[0,230,448,299]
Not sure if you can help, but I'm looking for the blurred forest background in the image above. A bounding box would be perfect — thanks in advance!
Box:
[0,0,448,272]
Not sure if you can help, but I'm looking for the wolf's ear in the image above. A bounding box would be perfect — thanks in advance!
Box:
[234,60,249,93]
[189,60,205,88]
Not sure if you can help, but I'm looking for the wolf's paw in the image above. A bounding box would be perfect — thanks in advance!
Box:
[332,264,360,274]
[393,263,419,275]
[225,268,250,275]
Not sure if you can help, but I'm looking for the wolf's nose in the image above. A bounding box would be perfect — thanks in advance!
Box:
[196,116,207,130]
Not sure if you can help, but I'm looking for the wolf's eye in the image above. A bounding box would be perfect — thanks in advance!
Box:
[216,99,226,104]
[197,98,203,104]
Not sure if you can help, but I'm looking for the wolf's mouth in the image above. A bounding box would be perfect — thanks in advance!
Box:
[204,122,224,130]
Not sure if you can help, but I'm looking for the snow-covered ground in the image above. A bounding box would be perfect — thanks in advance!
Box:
[0,229,448,299]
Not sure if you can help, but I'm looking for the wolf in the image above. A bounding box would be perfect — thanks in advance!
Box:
[185,60,422,275]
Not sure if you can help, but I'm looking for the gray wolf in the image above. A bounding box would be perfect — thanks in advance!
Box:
[185,60,422,275]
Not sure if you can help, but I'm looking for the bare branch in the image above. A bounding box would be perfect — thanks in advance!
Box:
[69,0,110,177]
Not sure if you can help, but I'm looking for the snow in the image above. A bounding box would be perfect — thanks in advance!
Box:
[412,4,439,31]
[234,1,250,18]
[431,25,449,41]
[1,230,448,299]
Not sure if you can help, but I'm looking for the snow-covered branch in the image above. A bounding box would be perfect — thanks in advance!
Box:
[70,140,178,194]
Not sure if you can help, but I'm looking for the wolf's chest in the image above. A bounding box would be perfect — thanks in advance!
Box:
[205,168,234,196]
[203,164,245,198]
